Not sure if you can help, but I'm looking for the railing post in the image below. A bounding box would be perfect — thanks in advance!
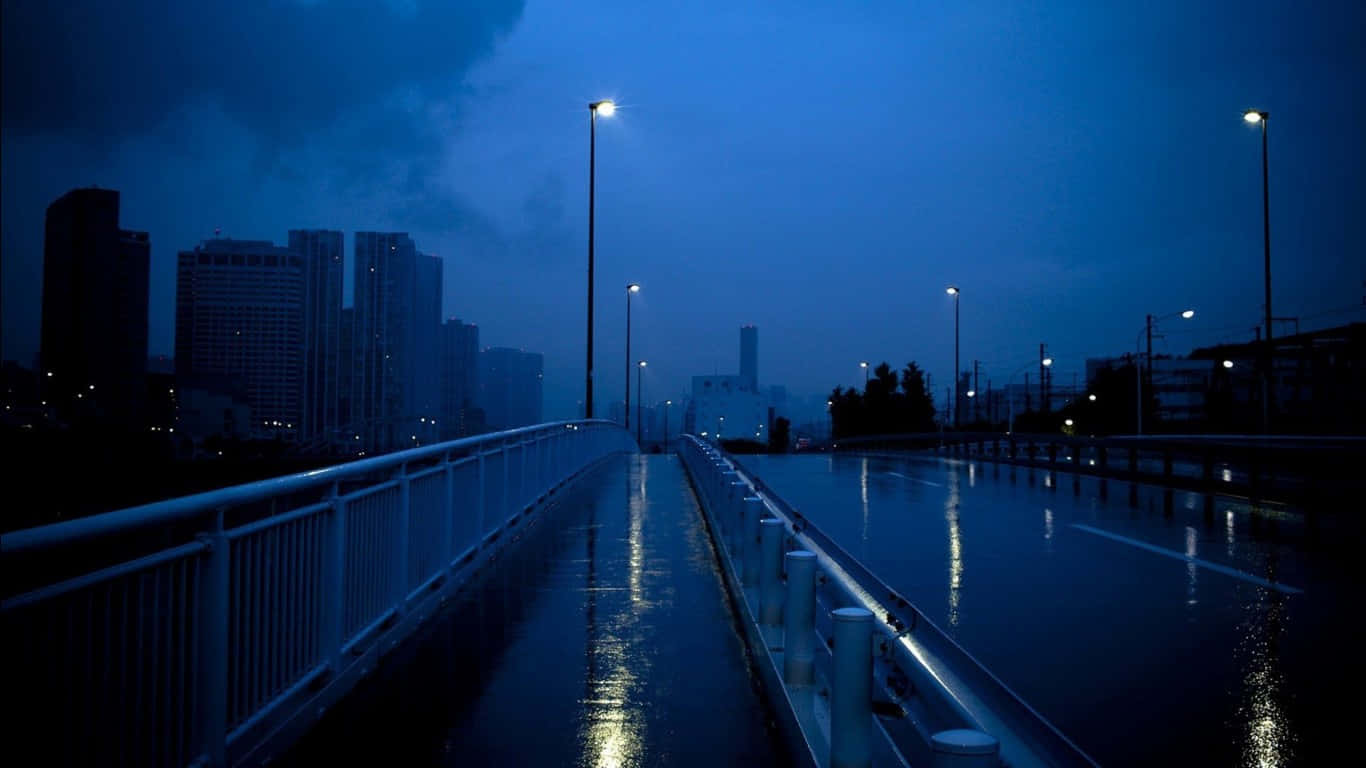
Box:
[783,550,817,685]
[196,509,229,767]
[759,518,784,625]
[742,496,763,587]
[476,449,487,545]
[930,729,1000,768]
[830,607,873,768]
[322,486,346,665]
[441,453,454,566]
[394,462,411,603]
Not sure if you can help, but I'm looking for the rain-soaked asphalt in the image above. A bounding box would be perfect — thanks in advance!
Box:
[280,454,784,767]
[741,452,1364,768]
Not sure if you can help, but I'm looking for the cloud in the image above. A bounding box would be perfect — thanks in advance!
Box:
[3,1,525,157]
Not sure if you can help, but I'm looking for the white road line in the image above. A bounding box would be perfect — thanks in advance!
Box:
[1070,524,1303,595]
[885,471,944,488]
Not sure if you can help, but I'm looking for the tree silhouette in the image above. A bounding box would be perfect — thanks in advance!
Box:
[829,360,937,437]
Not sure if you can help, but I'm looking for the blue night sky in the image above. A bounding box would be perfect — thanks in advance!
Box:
[4,0,1363,421]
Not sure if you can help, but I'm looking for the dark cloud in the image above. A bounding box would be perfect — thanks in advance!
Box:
[2,0,523,153]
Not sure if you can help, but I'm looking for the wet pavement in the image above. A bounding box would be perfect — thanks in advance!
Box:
[742,452,1365,768]
[280,454,784,767]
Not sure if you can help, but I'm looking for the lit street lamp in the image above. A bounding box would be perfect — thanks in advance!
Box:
[637,360,647,445]
[585,99,616,418]
[1136,309,1195,435]
[859,361,869,388]
[946,285,960,427]
[625,283,640,429]
[664,399,672,447]
[1008,357,1050,434]
[1243,109,1273,433]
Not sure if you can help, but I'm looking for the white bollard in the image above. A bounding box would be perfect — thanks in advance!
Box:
[830,607,873,768]
[930,729,1000,768]
[741,496,763,587]
[759,518,785,625]
[783,551,817,685]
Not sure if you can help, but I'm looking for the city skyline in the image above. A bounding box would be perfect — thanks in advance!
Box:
[4,0,1365,422]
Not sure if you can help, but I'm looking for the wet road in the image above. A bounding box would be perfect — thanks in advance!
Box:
[742,452,1363,767]
[281,454,783,767]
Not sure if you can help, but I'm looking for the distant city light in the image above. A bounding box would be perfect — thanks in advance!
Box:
[1088,394,1097,401]
[46,371,53,377]
[1181,309,1195,319]
[88,384,95,390]
[1064,418,1074,426]
[1223,360,1235,369]
[966,390,976,398]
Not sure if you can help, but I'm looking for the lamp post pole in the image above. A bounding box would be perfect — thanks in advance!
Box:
[637,360,646,445]
[1244,109,1273,433]
[585,99,615,418]
[947,286,960,428]
[625,283,639,429]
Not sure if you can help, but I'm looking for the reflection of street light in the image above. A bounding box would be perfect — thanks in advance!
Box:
[584,99,617,418]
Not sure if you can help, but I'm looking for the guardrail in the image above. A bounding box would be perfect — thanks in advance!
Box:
[1,420,635,767]
[830,432,1364,510]
[679,435,1096,768]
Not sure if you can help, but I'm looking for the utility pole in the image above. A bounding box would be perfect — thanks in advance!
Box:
[1039,344,1047,412]
[972,360,980,424]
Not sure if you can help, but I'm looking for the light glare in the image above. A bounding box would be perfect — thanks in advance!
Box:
[1243,110,1263,123]
[1223,359,1235,369]
[596,100,616,116]
[1181,309,1195,319]
[1042,357,1054,367]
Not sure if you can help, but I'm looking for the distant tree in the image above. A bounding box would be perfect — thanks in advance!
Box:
[769,417,791,453]
[829,360,938,438]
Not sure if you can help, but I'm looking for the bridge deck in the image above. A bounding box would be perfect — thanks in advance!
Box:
[278,453,784,766]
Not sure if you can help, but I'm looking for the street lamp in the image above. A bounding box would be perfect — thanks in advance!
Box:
[1088,394,1097,402]
[946,285,960,427]
[1136,308,1195,435]
[1243,108,1273,433]
[859,361,869,387]
[1008,357,1050,433]
[585,98,616,418]
[664,399,672,447]
[625,283,640,430]
[637,360,647,445]
[1223,359,1235,369]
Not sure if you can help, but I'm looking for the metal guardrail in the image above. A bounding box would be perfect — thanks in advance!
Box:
[679,435,1097,768]
[830,431,1365,509]
[1,420,635,767]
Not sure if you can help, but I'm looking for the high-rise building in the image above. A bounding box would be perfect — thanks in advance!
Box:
[174,239,306,440]
[480,347,543,430]
[288,229,345,447]
[414,253,444,426]
[740,325,758,391]
[40,188,150,430]
[439,318,480,439]
[338,307,355,445]
[353,232,442,452]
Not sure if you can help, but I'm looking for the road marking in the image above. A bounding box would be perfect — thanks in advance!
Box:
[1070,524,1303,595]
[885,471,944,488]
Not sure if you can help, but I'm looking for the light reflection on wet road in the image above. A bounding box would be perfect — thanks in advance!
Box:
[745,453,1362,768]
[280,455,782,767]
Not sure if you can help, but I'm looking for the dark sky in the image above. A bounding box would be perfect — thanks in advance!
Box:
[4,0,1364,421]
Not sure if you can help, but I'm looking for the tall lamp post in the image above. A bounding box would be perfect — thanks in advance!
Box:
[663,399,672,448]
[624,283,640,429]
[1243,109,1273,433]
[1135,308,1194,435]
[636,360,647,445]
[859,361,870,388]
[585,99,616,418]
[1008,357,1050,433]
[946,285,960,428]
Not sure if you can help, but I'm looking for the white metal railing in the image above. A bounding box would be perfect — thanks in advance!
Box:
[678,435,1097,768]
[1,420,634,767]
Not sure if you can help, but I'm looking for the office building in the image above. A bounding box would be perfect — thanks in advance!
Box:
[174,238,306,440]
[288,229,345,446]
[439,318,481,439]
[480,347,543,430]
[40,187,150,429]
